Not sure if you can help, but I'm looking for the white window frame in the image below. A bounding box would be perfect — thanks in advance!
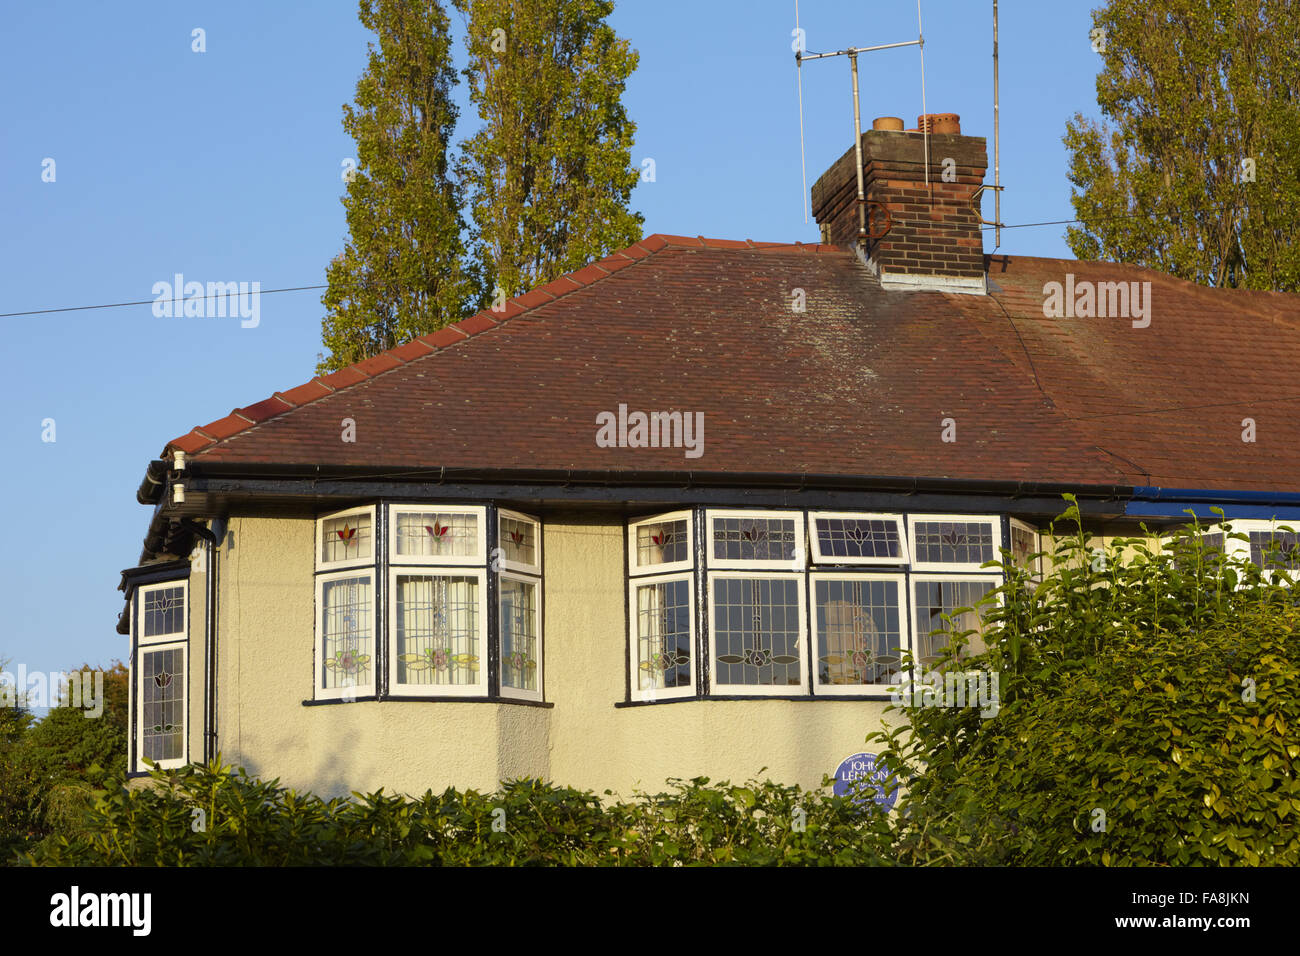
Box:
[706,570,808,695]
[316,504,377,572]
[1008,518,1043,580]
[498,509,543,576]
[135,642,188,772]
[908,514,1003,572]
[808,511,909,566]
[706,509,806,571]
[314,568,378,701]
[387,504,486,567]
[628,510,695,576]
[137,580,188,646]
[1218,518,1300,583]
[388,567,489,698]
[909,573,1002,676]
[498,570,543,702]
[628,572,697,702]
[809,571,908,696]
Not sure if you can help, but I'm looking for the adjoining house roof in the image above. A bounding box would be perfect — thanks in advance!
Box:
[160,234,1300,493]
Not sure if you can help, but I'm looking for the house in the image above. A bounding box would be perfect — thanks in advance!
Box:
[117,115,1300,798]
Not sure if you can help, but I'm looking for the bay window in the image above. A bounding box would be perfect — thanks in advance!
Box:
[134,580,189,771]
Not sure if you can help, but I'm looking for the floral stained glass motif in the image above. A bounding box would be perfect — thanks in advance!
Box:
[143,585,185,638]
[913,520,995,565]
[635,579,692,690]
[395,511,479,559]
[500,578,538,692]
[141,647,184,761]
[814,518,901,560]
[395,574,480,687]
[1009,524,1040,576]
[712,517,798,562]
[637,519,689,568]
[815,579,902,686]
[321,576,373,690]
[913,580,995,666]
[712,577,801,686]
[499,516,538,568]
[321,513,372,564]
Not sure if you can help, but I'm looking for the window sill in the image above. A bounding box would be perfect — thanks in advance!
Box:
[302,695,553,709]
[616,694,899,707]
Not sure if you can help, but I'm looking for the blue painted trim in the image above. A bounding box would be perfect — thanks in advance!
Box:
[1127,487,1300,520]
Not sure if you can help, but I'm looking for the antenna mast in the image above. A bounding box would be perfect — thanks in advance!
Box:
[993,0,1002,250]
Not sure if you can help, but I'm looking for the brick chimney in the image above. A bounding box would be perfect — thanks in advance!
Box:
[811,114,988,294]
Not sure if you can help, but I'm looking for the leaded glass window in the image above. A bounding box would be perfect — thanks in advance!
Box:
[500,576,540,697]
[1009,520,1041,579]
[1249,530,1300,570]
[710,576,804,691]
[636,518,690,569]
[811,515,905,563]
[499,511,541,573]
[912,578,997,667]
[393,573,482,693]
[813,576,904,691]
[709,512,802,567]
[320,508,373,566]
[393,509,481,562]
[319,574,374,695]
[142,584,185,640]
[633,576,694,698]
[911,517,998,569]
[140,646,185,766]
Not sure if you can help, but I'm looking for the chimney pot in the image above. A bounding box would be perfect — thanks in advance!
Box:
[872,116,904,132]
[917,112,961,135]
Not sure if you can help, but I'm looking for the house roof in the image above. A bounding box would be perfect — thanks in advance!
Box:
[160,233,1300,493]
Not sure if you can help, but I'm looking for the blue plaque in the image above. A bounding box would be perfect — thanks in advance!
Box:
[833,752,898,811]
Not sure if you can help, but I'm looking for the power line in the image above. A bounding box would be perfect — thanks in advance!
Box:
[0,284,327,319]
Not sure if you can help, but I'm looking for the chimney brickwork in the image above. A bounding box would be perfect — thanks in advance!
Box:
[810,126,988,287]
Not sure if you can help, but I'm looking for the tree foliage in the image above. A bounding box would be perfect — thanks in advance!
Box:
[452,0,643,299]
[319,0,479,373]
[1065,0,1300,291]
[871,500,1300,865]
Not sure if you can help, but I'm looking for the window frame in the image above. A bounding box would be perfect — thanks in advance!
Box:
[706,509,806,571]
[706,569,809,696]
[314,567,378,702]
[628,571,697,702]
[136,580,188,647]
[908,514,1003,572]
[628,510,695,576]
[808,511,909,567]
[1008,517,1043,580]
[387,504,487,568]
[909,573,1002,676]
[135,642,188,772]
[387,566,489,698]
[497,508,543,576]
[498,569,544,703]
[809,571,908,697]
[316,504,377,572]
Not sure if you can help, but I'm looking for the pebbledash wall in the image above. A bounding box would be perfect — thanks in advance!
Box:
[207,512,904,799]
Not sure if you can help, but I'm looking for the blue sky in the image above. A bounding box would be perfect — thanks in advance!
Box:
[0,1,1101,676]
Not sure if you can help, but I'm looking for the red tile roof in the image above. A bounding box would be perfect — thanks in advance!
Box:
[161,234,1300,492]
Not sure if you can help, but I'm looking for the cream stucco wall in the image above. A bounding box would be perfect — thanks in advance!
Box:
[208,512,904,799]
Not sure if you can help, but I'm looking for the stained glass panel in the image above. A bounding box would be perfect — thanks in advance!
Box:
[635,578,692,691]
[141,647,184,762]
[913,580,995,666]
[395,510,479,560]
[712,577,801,686]
[712,516,798,562]
[396,575,480,687]
[815,579,902,686]
[1010,524,1040,576]
[913,520,996,565]
[500,515,538,568]
[500,578,538,692]
[321,512,372,564]
[143,585,185,638]
[814,518,901,560]
[321,575,373,690]
[636,518,689,568]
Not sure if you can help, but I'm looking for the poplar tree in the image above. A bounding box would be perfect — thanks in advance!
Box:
[319,0,478,373]
[1064,0,1300,291]
[452,0,643,300]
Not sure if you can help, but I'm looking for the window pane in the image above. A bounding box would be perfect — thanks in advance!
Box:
[1010,525,1039,574]
[141,647,184,762]
[395,510,480,560]
[712,517,797,562]
[635,579,692,691]
[815,579,902,686]
[814,518,900,560]
[396,575,480,687]
[143,586,185,638]
[913,580,995,665]
[321,513,372,563]
[500,579,538,691]
[500,516,537,567]
[321,575,373,690]
[636,519,689,567]
[712,578,801,686]
[913,520,995,565]
[1249,531,1300,570]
